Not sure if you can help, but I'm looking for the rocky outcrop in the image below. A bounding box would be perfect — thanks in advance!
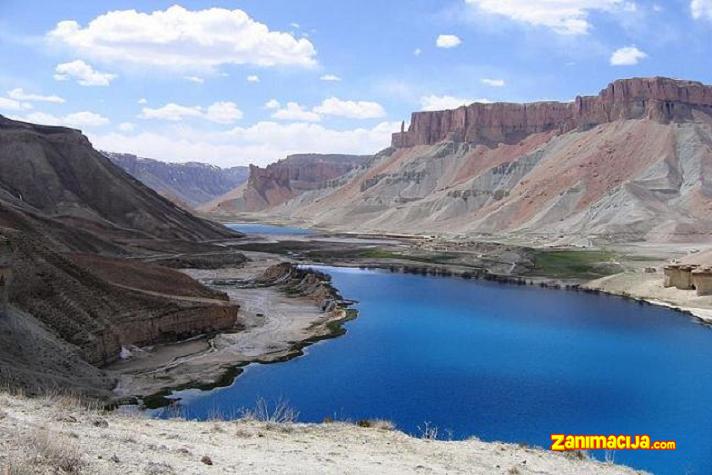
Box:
[204,154,370,213]
[393,77,712,147]
[6,231,239,367]
[105,152,249,208]
[257,262,346,312]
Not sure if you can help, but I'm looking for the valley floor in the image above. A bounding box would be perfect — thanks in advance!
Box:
[0,391,642,475]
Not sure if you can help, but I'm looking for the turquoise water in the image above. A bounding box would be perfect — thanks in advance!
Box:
[227,223,313,235]
[166,266,712,474]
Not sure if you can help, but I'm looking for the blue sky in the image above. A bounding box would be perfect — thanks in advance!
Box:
[0,0,710,166]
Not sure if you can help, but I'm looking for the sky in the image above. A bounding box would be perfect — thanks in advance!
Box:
[0,0,710,167]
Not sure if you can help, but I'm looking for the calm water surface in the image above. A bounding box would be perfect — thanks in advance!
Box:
[166,266,712,474]
[227,223,313,236]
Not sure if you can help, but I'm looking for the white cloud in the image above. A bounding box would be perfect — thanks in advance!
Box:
[138,98,148,105]
[313,97,386,119]
[0,97,31,111]
[16,111,109,128]
[47,5,317,70]
[610,46,647,65]
[205,102,243,124]
[691,0,712,19]
[465,0,624,35]
[271,102,321,122]
[54,60,116,86]
[7,88,65,104]
[118,122,135,132]
[413,48,422,56]
[320,74,342,81]
[140,101,242,124]
[481,78,505,87]
[420,95,491,111]
[140,103,202,122]
[436,34,462,48]
[89,121,400,167]
[264,99,281,109]
[184,76,204,84]
[247,75,260,83]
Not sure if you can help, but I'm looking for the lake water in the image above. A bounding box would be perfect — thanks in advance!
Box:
[165,266,712,474]
[227,223,313,236]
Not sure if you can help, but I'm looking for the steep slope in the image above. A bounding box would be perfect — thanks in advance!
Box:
[0,116,243,396]
[0,115,237,249]
[203,153,369,214]
[263,77,712,243]
[105,152,249,208]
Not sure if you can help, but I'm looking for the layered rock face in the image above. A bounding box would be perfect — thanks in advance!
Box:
[106,152,249,208]
[204,153,370,213]
[393,77,712,148]
[264,77,712,243]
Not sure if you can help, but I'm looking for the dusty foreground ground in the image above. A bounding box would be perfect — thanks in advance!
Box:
[0,392,643,475]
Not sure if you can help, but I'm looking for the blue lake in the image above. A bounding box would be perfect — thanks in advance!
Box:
[227,223,313,236]
[165,266,712,475]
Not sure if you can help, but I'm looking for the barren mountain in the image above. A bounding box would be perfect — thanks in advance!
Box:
[0,116,242,395]
[105,152,249,208]
[254,77,712,244]
[202,153,370,214]
[0,116,237,252]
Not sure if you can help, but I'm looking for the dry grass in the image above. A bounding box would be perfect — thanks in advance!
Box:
[418,421,439,440]
[8,428,84,473]
[239,398,298,424]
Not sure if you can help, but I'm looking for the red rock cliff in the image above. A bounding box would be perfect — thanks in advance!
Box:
[392,77,712,148]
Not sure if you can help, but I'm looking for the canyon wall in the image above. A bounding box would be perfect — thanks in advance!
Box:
[392,77,712,148]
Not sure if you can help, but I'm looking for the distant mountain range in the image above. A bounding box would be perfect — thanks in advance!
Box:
[105,152,249,208]
[225,77,712,244]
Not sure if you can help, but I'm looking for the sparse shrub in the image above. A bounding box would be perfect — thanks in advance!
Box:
[418,421,439,440]
[563,450,590,461]
[239,397,298,424]
[355,419,395,430]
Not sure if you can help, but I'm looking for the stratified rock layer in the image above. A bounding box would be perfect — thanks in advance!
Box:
[392,77,712,147]
[259,78,712,243]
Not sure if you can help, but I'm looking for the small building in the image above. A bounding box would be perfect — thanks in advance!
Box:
[663,264,698,290]
[663,264,681,288]
[692,267,712,296]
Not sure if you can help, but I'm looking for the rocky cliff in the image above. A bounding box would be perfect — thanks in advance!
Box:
[203,153,370,213]
[105,152,249,208]
[262,77,712,244]
[392,77,712,147]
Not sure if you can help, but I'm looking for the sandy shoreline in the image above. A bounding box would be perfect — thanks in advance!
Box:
[107,254,355,405]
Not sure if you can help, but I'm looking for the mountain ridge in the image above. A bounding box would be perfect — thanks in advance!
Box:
[105,152,249,208]
[240,77,712,244]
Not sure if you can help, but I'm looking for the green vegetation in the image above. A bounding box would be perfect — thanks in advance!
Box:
[529,250,620,279]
